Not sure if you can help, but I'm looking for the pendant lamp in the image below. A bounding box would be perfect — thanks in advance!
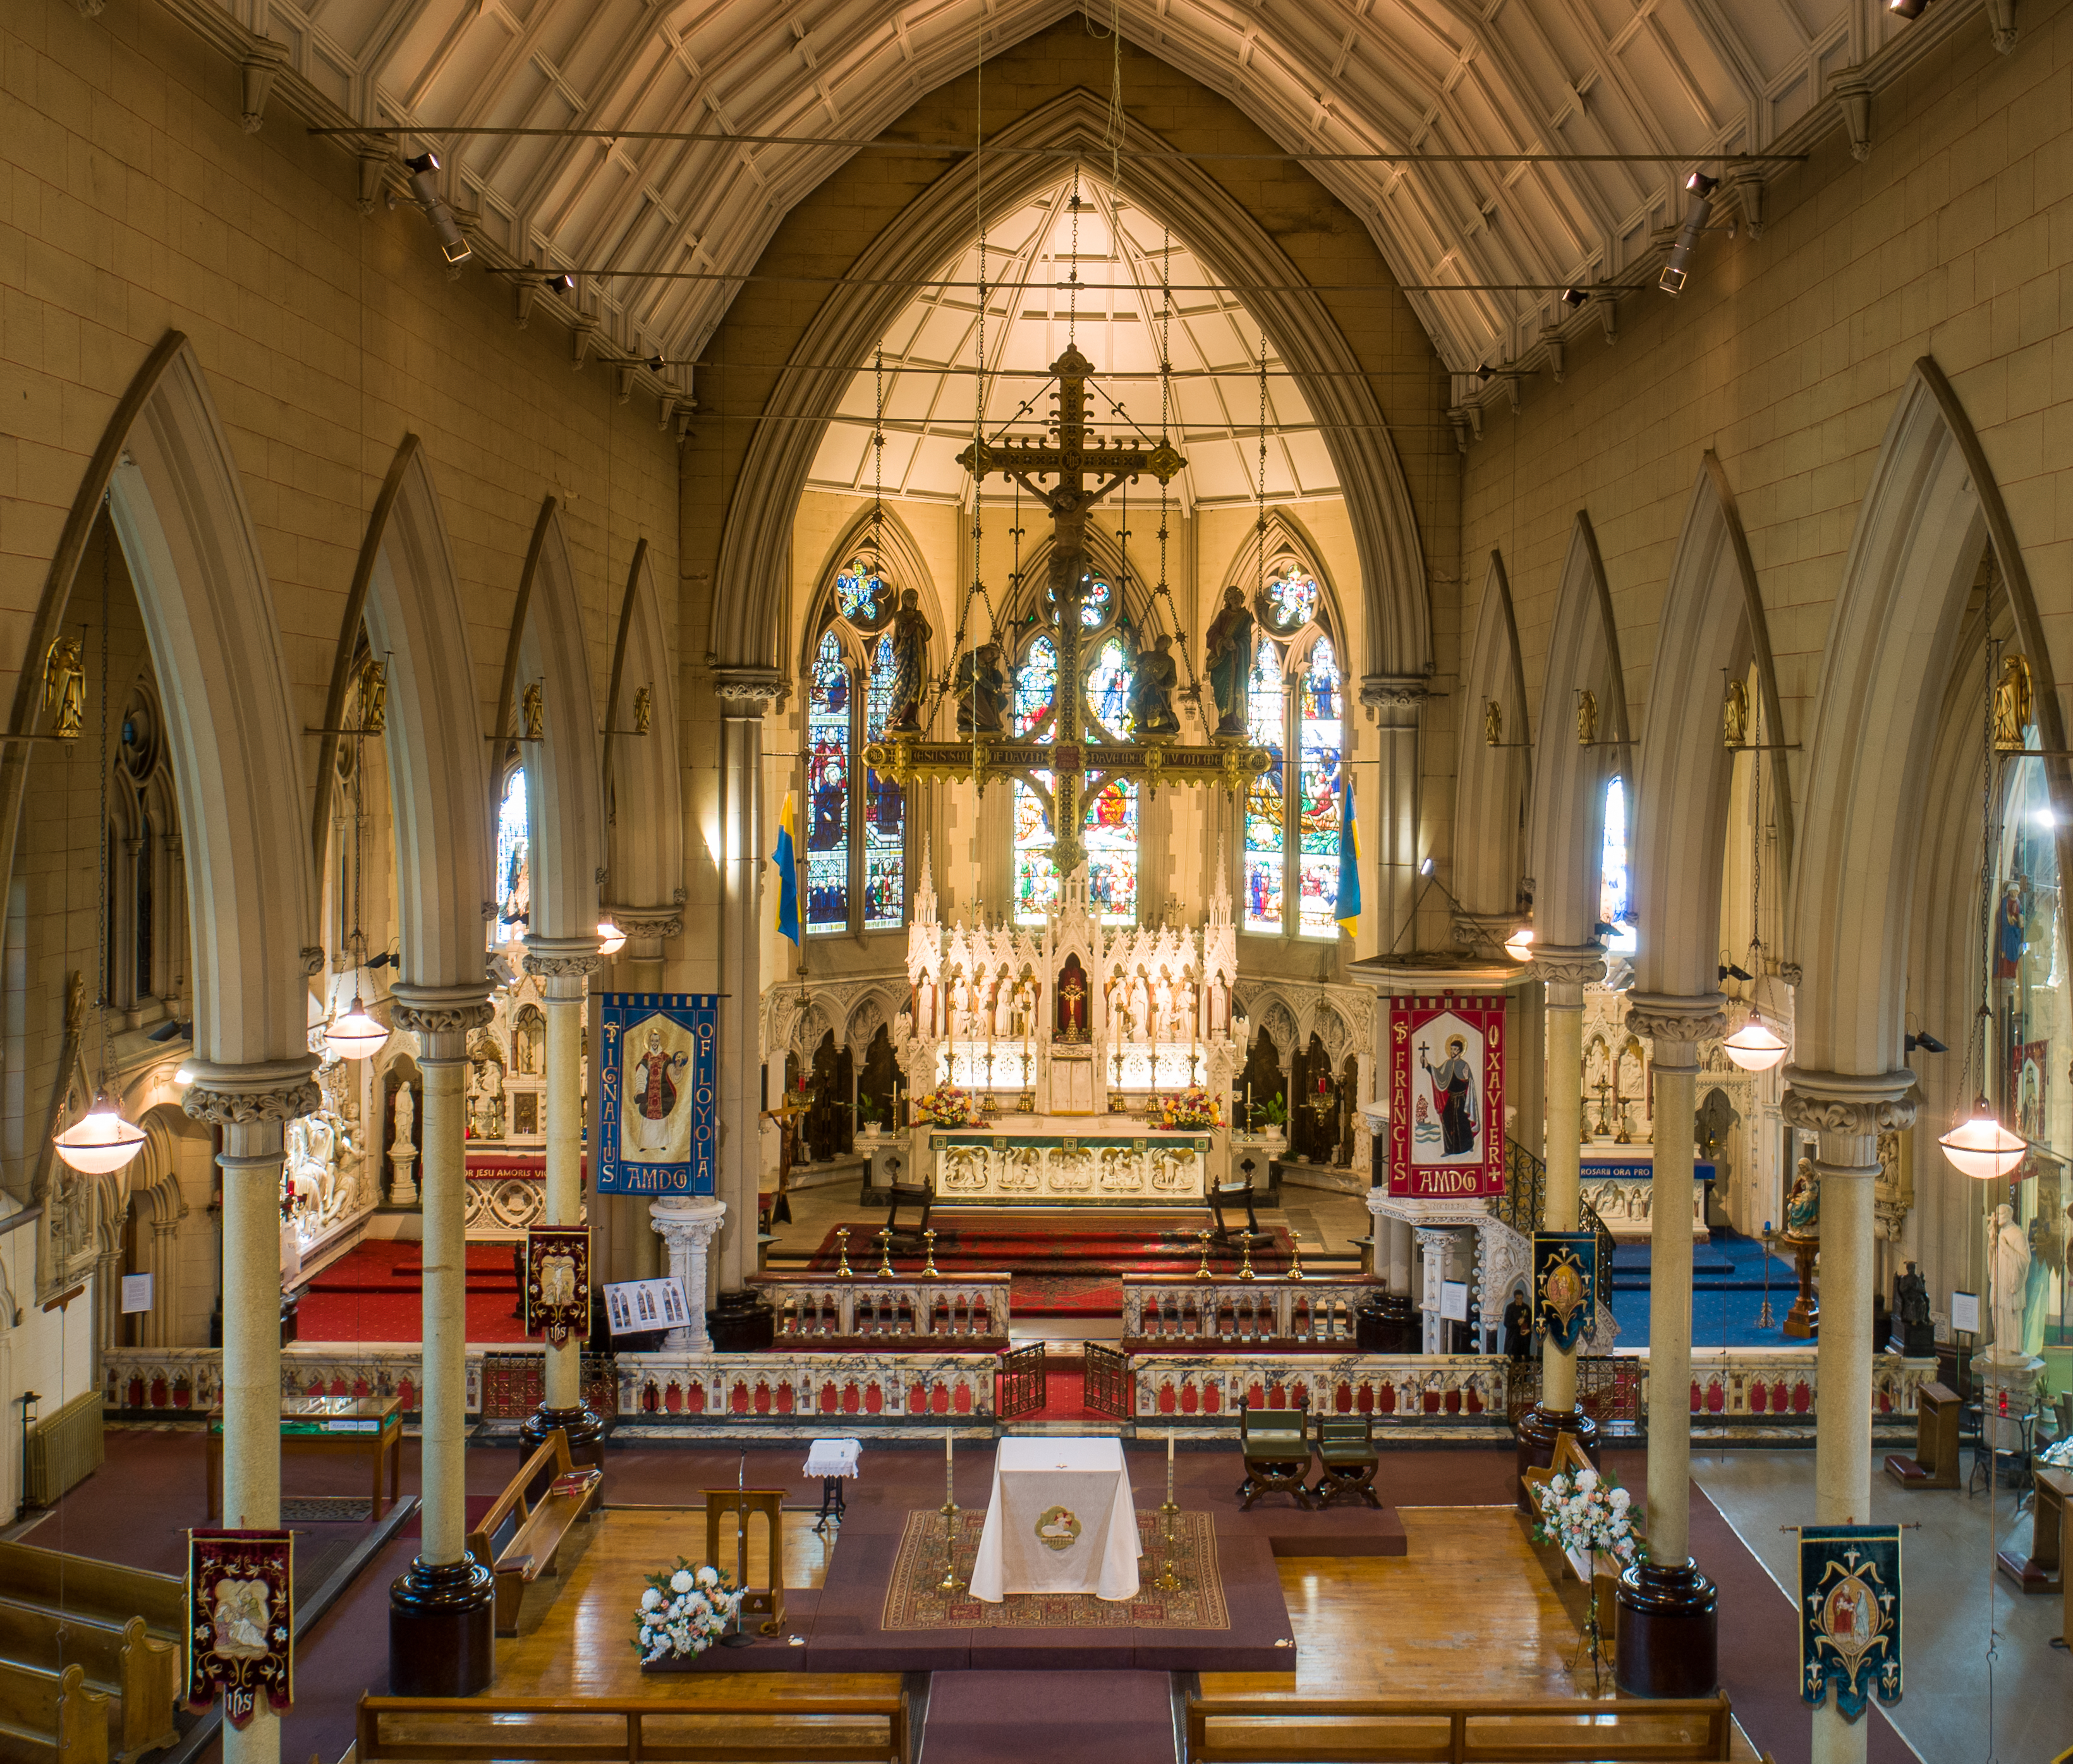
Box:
[324,991,388,1061]
[1938,1100,2027,1181]
[322,664,388,1061]
[597,918,627,958]
[55,1095,147,1175]
[1722,1008,1788,1072]
[1503,925,1536,963]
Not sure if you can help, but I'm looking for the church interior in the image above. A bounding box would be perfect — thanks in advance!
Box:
[5,0,2073,1760]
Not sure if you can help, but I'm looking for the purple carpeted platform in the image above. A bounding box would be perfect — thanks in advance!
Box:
[921,1670,1177,1763]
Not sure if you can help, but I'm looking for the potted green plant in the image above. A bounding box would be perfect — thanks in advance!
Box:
[1251,1094,1289,1147]
[856,1093,884,1141]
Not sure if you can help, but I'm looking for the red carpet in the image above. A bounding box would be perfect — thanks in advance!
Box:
[1009,1273,1122,1316]
[296,1240,531,1344]
[801,1222,1295,1277]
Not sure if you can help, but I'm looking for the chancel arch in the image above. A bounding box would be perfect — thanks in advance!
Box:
[1451,550,1532,930]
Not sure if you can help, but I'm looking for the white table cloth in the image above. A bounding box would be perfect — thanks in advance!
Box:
[968,1437,1140,1603]
[803,1439,862,1479]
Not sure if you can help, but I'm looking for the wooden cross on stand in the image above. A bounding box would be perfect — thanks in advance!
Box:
[863,344,1274,882]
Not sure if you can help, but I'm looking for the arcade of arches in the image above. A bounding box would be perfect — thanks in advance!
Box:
[4,2,2072,1761]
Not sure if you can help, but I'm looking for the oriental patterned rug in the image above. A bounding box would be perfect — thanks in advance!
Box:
[880,1508,1229,1631]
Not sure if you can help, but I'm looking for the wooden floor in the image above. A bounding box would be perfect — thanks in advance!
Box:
[485,1500,1752,1757]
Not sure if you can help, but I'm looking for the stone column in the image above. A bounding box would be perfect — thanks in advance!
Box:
[1515,946,1603,1500]
[652,1199,726,1351]
[521,941,603,1470]
[183,1059,320,1764]
[713,669,780,1313]
[1357,677,1428,953]
[1781,1070,1916,1764]
[1616,994,1727,1698]
[387,988,495,1698]
[1413,1226,1451,1353]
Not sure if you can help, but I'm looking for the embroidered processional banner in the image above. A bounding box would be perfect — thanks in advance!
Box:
[185,1529,293,1725]
[595,993,719,1196]
[1387,995,1506,1197]
[525,1226,590,1344]
[1533,1231,1598,1351]
[1799,1524,1902,1720]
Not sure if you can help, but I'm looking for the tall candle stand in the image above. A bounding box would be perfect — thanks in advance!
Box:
[937,1442,964,1594]
[1156,1434,1183,1592]
[834,1226,854,1280]
[1757,1225,1777,1329]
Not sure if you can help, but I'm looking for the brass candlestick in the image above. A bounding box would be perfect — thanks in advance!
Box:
[937,1454,964,1594]
[875,1227,895,1279]
[835,1226,854,1280]
[1157,1435,1183,1591]
[921,1229,941,1279]
[1287,1232,1306,1282]
[1195,1229,1213,1280]
[1237,1237,1256,1282]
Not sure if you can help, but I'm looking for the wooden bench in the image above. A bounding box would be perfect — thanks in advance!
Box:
[1185,1692,1737,1763]
[465,1429,602,1638]
[1883,1379,1961,1490]
[0,1660,110,1764]
[0,1601,178,1761]
[0,1546,186,1638]
[356,1692,909,1764]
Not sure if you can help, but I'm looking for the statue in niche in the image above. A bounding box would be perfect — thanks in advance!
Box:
[392,1083,415,1155]
[955,642,1009,734]
[1128,635,1181,736]
[1782,1155,1820,1242]
[633,684,653,734]
[1722,679,1749,749]
[1995,878,2029,979]
[1576,688,1599,747]
[42,636,85,740]
[1993,654,2034,750]
[1203,587,1255,738]
[1990,1201,2033,1360]
[470,1057,506,1140]
[1483,699,1503,748]
[514,1006,545,1076]
[521,680,545,742]
[885,590,931,731]
[356,655,388,735]
[1894,1262,1934,1356]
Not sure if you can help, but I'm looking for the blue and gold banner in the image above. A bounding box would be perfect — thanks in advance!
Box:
[1799,1524,1902,1720]
[595,993,719,1196]
[1533,1231,1597,1351]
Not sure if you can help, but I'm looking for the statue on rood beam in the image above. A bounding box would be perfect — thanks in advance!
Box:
[955,642,1009,734]
[1129,634,1181,736]
[1204,586,1255,738]
[885,589,932,731]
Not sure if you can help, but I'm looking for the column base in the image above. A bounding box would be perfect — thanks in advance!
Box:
[1614,1559,1718,1698]
[519,1404,606,1477]
[388,1557,495,1696]
[1512,1406,1600,1514]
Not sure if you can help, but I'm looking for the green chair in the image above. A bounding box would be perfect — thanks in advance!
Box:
[1236,1399,1313,1510]
[1311,1413,1382,1509]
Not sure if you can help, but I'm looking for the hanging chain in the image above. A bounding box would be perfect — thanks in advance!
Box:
[872,344,886,566]
[1973,638,1998,1109]
[1150,222,1198,700]
[1256,332,1269,600]
[1749,687,1763,972]
[1067,163,1081,349]
[94,501,114,1090]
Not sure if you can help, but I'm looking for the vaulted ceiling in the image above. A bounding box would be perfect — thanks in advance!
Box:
[247,0,1962,392]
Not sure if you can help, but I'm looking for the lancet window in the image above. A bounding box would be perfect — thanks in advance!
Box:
[493,762,529,947]
[1600,774,1636,954]
[805,561,906,937]
[1241,568,1343,938]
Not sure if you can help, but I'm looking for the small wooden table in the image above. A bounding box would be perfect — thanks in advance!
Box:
[205,1393,404,1520]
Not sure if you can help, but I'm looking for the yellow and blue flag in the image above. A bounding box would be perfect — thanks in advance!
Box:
[773,791,801,945]
[1335,770,1361,935]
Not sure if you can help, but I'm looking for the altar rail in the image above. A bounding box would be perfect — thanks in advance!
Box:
[103,1344,512,1416]
[617,1351,998,1420]
[1660,1349,1936,1421]
[1122,1278,1371,1351]
[1133,1354,1510,1421]
[749,1273,1012,1348]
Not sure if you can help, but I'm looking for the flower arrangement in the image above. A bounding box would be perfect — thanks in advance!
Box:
[633,1558,742,1664]
[911,1086,975,1127]
[1528,1464,1643,1567]
[1153,1086,1222,1130]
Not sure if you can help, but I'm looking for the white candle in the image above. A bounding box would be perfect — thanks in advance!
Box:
[945,1432,953,1466]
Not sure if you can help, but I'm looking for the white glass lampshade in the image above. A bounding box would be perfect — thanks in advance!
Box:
[1938,1104,2027,1181]
[54,1098,147,1175]
[1504,925,1536,962]
[1721,1010,1788,1072]
[324,995,389,1062]
[597,918,627,958]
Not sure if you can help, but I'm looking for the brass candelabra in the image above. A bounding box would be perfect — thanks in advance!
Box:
[1287,1232,1306,1282]
[1237,1237,1256,1282]
[921,1229,941,1279]
[1195,1229,1213,1280]
[834,1226,853,1280]
[937,1445,964,1594]
[1155,1434,1183,1592]
[875,1227,895,1279]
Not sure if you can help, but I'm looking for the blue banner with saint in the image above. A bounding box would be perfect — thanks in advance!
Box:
[1799,1524,1902,1720]
[595,993,719,1196]
[1533,1231,1598,1351]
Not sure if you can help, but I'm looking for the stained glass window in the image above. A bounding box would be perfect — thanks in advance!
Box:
[806,629,851,934]
[1045,571,1114,628]
[1085,635,1134,737]
[862,633,904,930]
[1012,630,1137,925]
[493,765,529,945]
[835,559,889,624]
[1083,774,1139,922]
[1013,636,1059,925]
[1014,636,1057,738]
[1600,775,1636,954]
[1267,569,1320,631]
[1243,636,1285,930]
[1296,636,1343,936]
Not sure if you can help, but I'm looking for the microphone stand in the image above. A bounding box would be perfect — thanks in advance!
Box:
[719,1448,755,1646]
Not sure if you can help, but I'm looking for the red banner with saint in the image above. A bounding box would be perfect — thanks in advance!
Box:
[1388,995,1507,1198]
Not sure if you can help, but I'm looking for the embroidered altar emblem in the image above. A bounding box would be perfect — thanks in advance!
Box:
[1799,1524,1902,1721]
[1034,1505,1083,1551]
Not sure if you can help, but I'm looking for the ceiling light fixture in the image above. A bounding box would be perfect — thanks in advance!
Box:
[1888,0,1931,17]
[1419,856,1435,877]
[597,918,627,958]
[1939,1101,2026,1179]
[1658,172,1718,296]
[1560,287,1588,309]
[404,152,471,265]
[1504,925,1536,962]
[1722,1010,1788,1073]
[1904,1030,1948,1055]
[322,660,388,1062]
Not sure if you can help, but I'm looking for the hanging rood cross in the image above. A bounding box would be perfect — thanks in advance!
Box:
[865,344,1271,883]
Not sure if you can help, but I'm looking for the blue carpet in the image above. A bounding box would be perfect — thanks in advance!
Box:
[1606,1228,1804,1350]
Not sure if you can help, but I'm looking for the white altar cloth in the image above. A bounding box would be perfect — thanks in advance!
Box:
[968,1437,1141,1603]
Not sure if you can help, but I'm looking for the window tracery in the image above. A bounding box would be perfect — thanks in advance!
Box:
[805,559,907,935]
[1239,566,1342,938]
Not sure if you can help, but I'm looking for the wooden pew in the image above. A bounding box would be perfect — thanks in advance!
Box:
[356,1693,909,1764]
[0,1545,186,1637]
[1185,1692,1737,1763]
[0,1660,111,1764]
[0,1602,178,1761]
[464,1430,602,1638]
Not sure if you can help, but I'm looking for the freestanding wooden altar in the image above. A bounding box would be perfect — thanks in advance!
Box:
[895,856,1237,1205]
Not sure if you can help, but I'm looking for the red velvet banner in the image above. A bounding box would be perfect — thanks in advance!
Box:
[1387,995,1506,1198]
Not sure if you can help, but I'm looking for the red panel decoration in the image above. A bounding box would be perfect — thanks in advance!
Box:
[1387,994,1507,1197]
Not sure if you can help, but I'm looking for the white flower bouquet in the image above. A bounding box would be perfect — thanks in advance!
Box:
[633,1557,743,1664]
[1528,1464,1644,1567]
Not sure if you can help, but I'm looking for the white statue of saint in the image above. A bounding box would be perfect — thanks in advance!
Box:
[392,1083,416,1153]
[1990,1201,2033,1360]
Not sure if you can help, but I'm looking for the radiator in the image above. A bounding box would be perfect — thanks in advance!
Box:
[25,1388,104,1505]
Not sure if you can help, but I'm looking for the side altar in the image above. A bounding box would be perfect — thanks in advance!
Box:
[894,857,1238,1206]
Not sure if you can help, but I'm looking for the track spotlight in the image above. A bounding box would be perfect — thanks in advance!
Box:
[1475,364,1494,381]
[645,355,666,372]
[1658,174,1716,296]
[1560,288,1588,309]
[404,153,471,265]
[545,272,575,294]
[1419,856,1435,877]
[1888,0,1931,16]
[1718,960,1753,983]
[1905,1030,1948,1055]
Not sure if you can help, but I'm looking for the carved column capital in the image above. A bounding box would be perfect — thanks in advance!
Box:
[712,666,784,714]
[602,903,684,940]
[1623,991,1728,1062]
[524,939,603,1001]
[181,1056,322,1128]
[1359,674,1430,731]
[1524,944,1606,995]
[1780,1068,1919,1143]
[390,984,494,1062]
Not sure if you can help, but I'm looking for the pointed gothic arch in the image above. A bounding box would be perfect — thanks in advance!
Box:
[1452,549,1531,923]
[1529,513,1632,951]
[800,504,944,667]
[712,88,1426,682]
[603,538,683,930]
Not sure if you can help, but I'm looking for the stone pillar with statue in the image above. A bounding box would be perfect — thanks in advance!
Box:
[1974,1198,2047,1449]
[1615,994,1727,1701]
[521,942,603,1471]
[1514,947,1605,1500]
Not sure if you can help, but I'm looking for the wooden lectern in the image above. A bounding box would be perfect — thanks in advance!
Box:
[706,1488,787,1635]
[1882,1381,1961,1490]
[1999,1466,2073,1593]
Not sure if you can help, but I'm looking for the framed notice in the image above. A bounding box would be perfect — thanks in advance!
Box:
[1387,994,1506,1197]
[602,1277,690,1336]
[595,993,719,1196]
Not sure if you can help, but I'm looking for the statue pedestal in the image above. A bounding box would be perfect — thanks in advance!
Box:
[1781,1238,1817,1339]
[1969,1351,2046,1452]
[387,1145,420,1207]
